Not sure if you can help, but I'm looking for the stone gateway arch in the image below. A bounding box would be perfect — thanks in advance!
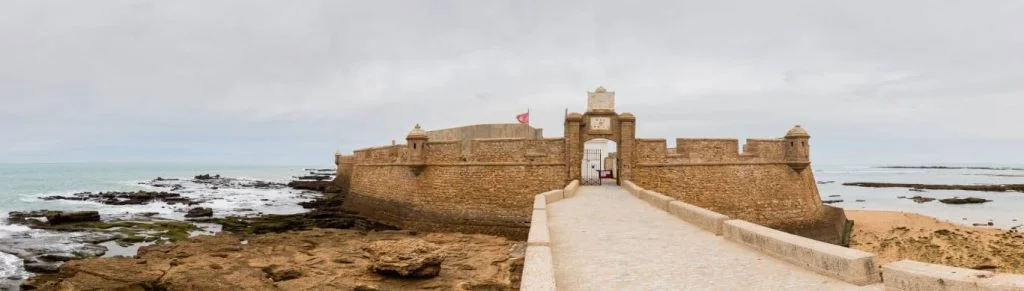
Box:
[333,87,848,244]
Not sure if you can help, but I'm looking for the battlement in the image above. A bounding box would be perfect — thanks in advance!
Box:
[350,136,565,165]
[635,136,797,165]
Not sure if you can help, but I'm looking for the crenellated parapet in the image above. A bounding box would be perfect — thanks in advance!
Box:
[632,125,813,170]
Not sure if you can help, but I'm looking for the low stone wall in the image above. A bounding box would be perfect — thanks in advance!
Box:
[623,180,880,286]
[623,181,641,197]
[668,201,729,235]
[522,180,578,291]
[722,220,881,285]
[639,189,673,211]
[882,260,1024,291]
[563,180,580,199]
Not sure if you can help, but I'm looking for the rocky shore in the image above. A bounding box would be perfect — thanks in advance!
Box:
[8,172,526,290]
[22,229,524,290]
[848,210,1024,274]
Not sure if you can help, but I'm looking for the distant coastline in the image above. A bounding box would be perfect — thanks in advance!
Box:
[878,165,1024,171]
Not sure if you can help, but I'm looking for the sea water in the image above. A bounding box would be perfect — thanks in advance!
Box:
[0,162,326,283]
[814,164,1024,229]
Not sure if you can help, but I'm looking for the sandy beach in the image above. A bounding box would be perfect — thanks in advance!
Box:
[847,210,1024,274]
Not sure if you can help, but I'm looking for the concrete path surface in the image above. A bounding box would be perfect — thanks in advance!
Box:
[546,184,881,291]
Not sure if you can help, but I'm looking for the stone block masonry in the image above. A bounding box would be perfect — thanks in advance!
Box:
[335,87,841,245]
[341,129,568,239]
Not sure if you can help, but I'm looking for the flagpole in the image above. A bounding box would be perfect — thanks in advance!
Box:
[527,108,530,125]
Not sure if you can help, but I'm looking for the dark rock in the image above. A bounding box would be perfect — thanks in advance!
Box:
[194,174,221,180]
[70,233,121,244]
[23,262,61,273]
[37,253,77,262]
[294,175,333,181]
[262,265,302,282]
[45,211,100,225]
[843,182,1024,193]
[73,244,108,258]
[185,207,213,218]
[939,197,992,204]
[902,196,936,203]
[287,180,331,192]
[39,191,194,206]
[364,239,444,278]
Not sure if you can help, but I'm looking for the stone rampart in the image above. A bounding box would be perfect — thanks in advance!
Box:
[343,137,568,239]
[631,137,843,244]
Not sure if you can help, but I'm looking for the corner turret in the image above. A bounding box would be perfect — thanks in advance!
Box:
[407,124,428,166]
[784,125,810,172]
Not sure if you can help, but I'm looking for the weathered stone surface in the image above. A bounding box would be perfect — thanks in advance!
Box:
[19,230,525,291]
[44,211,100,225]
[184,207,213,218]
[364,238,445,278]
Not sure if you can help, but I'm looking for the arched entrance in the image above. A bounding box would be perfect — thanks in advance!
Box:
[563,87,636,185]
[581,138,618,185]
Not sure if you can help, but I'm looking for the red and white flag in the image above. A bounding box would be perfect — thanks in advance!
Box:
[516,110,529,124]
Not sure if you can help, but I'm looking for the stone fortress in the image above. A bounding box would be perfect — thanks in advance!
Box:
[333,87,848,244]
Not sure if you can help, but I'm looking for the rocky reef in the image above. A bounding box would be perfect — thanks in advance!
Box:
[13,172,527,290]
[22,229,524,291]
[843,182,1024,193]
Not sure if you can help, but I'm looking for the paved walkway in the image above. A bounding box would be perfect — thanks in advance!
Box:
[547,184,881,291]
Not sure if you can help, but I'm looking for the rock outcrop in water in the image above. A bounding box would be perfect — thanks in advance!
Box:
[843,182,1024,193]
[939,197,992,204]
[39,191,195,205]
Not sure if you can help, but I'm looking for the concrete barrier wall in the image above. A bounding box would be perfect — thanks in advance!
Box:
[639,189,674,211]
[722,219,881,285]
[527,208,550,246]
[542,189,564,204]
[623,181,642,197]
[882,260,1024,291]
[521,245,557,291]
[667,201,729,235]
[523,182,581,291]
[563,180,580,198]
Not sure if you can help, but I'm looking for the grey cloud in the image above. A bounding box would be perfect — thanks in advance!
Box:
[1,0,1022,165]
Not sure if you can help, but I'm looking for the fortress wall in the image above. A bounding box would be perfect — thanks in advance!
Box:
[332,155,355,194]
[353,145,408,164]
[632,163,825,232]
[635,139,667,164]
[426,140,463,163]
[344,164,419,225]
[743,139,787,160]
[674,138,741,162]
[344,137,567,239]
[426,123,543,141]
[427,123,544,155]
[408,164,566,238]
[469,138,528,162]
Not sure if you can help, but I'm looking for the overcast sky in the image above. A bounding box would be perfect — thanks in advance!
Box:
[1,0,1022,166]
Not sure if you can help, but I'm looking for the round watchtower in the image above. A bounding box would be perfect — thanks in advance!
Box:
[784,125,811,172]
